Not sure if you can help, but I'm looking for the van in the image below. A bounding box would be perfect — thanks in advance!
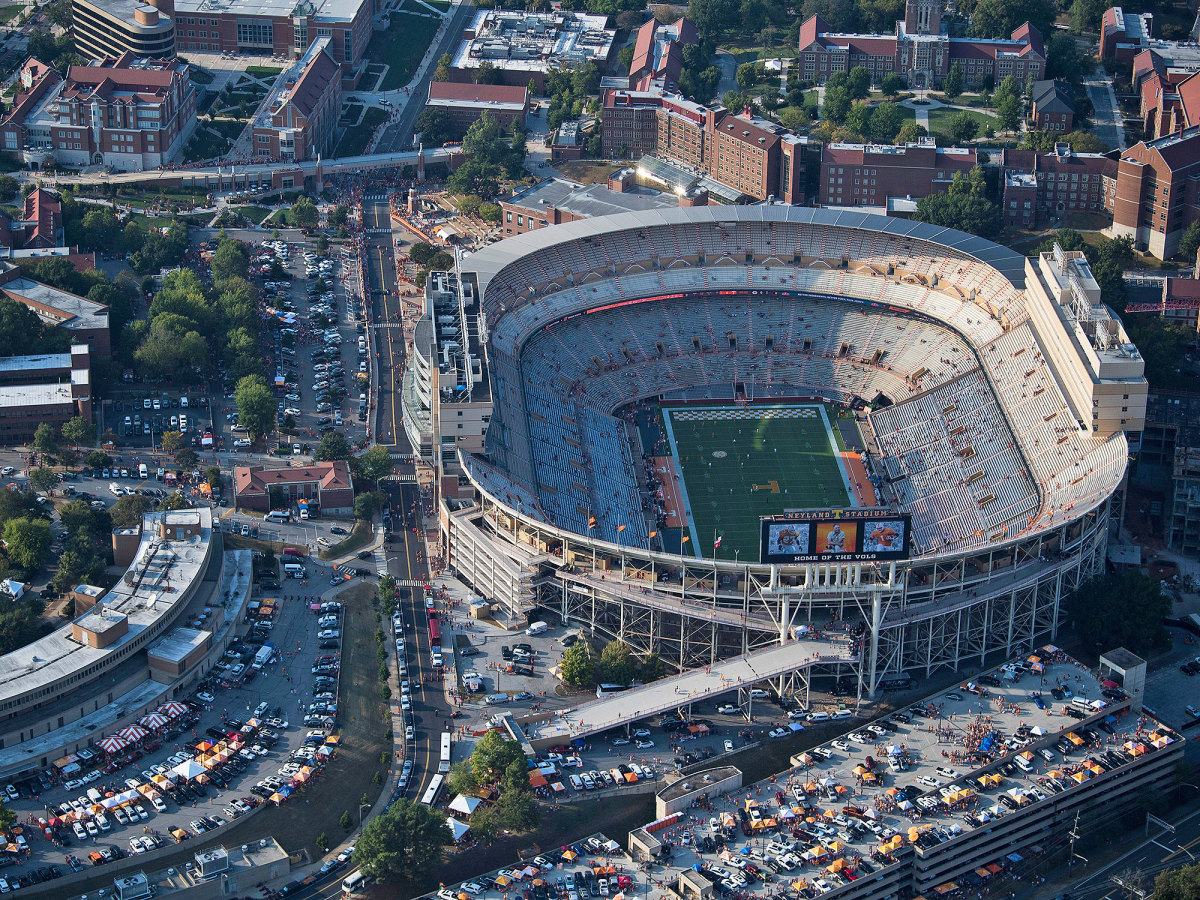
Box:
[526,621,549,636]
[179,414,188,432]
[1070,696,1094,712]
[1014,752,1034,772]
[484,693,508,706]
[283,563,306,579]
[265,510,291,523]
[281,546,304,557]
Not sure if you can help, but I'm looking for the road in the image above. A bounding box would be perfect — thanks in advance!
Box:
[358,193,451,803]
[374,0,477,153]
[1066,804,1200,900]
[1085,63,1126,152]
[363,197,405,448]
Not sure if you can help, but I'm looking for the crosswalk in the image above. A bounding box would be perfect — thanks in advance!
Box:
[385,473,419,483]
[365,227,391,234]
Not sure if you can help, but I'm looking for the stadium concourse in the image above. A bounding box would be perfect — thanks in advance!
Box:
[436,206,1145,691]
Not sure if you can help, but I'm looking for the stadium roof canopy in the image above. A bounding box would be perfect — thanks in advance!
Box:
[462,206,1028,301]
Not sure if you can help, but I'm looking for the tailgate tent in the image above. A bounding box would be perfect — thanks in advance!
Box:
[446,818,471,841]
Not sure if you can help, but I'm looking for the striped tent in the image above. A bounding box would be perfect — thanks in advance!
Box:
[98,735,130,754]
[158,701,188,719]
[117,725,150,743]
[138,713,168,730]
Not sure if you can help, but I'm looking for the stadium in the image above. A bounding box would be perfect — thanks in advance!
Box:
[440,206,1146,697]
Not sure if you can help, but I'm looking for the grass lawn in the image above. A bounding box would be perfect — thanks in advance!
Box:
[210,119,246,139]
[233,205,272,224]
[368,11,441,90]
[927,106,999,138]
[319,518,374,559]
[0,5,22,22]
[334,106,387,158]
[552,159,617,184]
[339,101,364,125]
[664,403,851,561]
[245,64,283,77]
[188,66,215,85]
[183,126,233,163]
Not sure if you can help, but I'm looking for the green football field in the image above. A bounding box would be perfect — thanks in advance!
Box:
[663,405,852,561]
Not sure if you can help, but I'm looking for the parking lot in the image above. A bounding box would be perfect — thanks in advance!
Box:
[96,228,369,456]
[0,556,362,888]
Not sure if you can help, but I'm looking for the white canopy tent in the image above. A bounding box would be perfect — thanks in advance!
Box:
[448,795,483,816]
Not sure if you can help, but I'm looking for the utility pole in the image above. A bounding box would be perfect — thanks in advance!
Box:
[1068,810,1088,872]
[1112,868,1148,900]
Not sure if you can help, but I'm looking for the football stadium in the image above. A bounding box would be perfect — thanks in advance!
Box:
[439,206,1146,698]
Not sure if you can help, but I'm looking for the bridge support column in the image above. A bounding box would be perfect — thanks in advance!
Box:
[867,588,882,700]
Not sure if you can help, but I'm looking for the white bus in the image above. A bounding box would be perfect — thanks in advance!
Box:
[420,773,444,807]
[342,870,372,896]
[439,732,452,774]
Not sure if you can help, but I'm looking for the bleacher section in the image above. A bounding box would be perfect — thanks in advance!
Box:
[462,211,1126,559]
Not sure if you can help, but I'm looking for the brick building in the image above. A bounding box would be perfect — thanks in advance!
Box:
[999,145,1116,229]
[233,461,354,515]
[425,81,528,139]
[250,37,341,162]
[818,138,976,208]
[0,53,195,172]
[0,272,112,356]
[79,0,373,67]
[600,89,808,203]
[0,345,92,444]
[797,0,1044,89]
[1111,125,1200,259]
[1030,80,1074,132]
[1139,67,1200,140]
[1100,7,1155,66]
[628,16,697,92]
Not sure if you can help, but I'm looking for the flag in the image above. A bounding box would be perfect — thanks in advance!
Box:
[588,516,596,529]
[714,534,723,549]
[682,535,690,543]
[618,524,626,532]
[649,531,658,539]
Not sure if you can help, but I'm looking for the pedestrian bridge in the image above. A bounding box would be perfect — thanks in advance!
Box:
[523,635,858,748]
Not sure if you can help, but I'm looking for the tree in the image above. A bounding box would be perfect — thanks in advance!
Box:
[942,62,964,100]
[597,640,635,686]
[560,643,595,686]
[845,101,872,138]
[1066,571,1170,657]
[211,238,250,284]
[778,106,809,132]
[913,167,999,238]
[110,493,153,528]
[1155,860,1200,900]
[688,0,739,37]
[291,196,318,231]
[995,92,1020,134]
[339,810,353,830]
[3,516,51,570]
[880,73,906,99]
[869,102,904,142]
[356,799,446,883]
[27,466,57,493]
[434,52,452,82]
[972,0,1052,39]
[175,447,198,470]
[1068,0,1106,33]
[846,66,870,100]
[354,491,386,520]
[640,651,666,682]
[84,450,110,470]
[234,375,276,440]
[159,492,189,511]
[497,789,539,831]
[895,121,928,144]
[33,423,58,460]
[415,107,454,147]
[822,84,852,123]
[446,759,479,797]
[470,804,501,843]
[1178,222,1200,263]
[947,110,979,143]
[736,61,759,91]
[159,430,183,454]
[316,432,352,461]
[61,415,94,448]
[470,731,525,784]
[0,801,16,833]
[1045,33,1088,84]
